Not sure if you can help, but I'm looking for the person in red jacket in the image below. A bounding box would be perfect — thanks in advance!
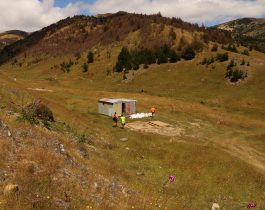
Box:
[150,106,156,117]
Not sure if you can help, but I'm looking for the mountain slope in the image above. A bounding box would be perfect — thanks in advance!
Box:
[217,18,265,52]
[0,30,28,50]
[0,12,232,64]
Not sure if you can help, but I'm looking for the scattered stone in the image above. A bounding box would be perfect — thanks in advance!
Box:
[122,187,135,196]
[79,147,89,159]
[15,128,32,138]
[93,182,99,190]
[212,203,220,210]
[136,171,145,176]
[0,121,8,129]
[0,170,9,182]
[59,144,65,154]
[3,184,19,195]
[7,130,12,137]
[120,138,128,142]
[6,111,14,116]
[53,198,70,210]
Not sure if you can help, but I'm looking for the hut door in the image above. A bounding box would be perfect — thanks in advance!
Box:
[122,103,126,114]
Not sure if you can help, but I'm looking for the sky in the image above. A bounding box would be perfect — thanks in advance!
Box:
[0,0,265,32]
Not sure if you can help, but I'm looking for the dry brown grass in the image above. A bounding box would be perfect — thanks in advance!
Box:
[0,40,265,209]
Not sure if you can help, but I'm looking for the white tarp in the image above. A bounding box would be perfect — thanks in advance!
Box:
[129,113,152,119]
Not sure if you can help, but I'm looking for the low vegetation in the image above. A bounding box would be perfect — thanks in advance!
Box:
[225,59,248,82]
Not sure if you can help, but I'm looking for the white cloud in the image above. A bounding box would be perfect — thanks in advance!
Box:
[88,0,265,25]
[0,0,86,32]
[1,0,265,32]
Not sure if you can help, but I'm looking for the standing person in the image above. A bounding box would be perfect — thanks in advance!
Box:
[150,106,156,117]
[120,114,126,129]
[112,112,118,127]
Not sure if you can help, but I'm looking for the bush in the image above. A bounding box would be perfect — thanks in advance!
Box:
[181,46,195,60]
[87,51,94,63]
[82,63,88,72]
[216,53,228,62]
[211,44,218,52]
[200,57,215,65]
[227,68,247,82]
[225,62,247,82]
[156,50,168,64]
[227,44,238,53]
[227,59,236,70]
[190,37,204,52]
[169,50,181,63]
[75,52,81,60]
[60,60,74,72]
[20,101,54,124]
[242,50,249,56]
[132,63,139,70]
[240,59,245,65]
[19,106,38,124]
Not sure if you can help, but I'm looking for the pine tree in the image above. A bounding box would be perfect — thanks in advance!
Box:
[87,51,94,63]
[82,63,88,72]
[115,47,132,72]
[169,50,180,63]
[181,46,195,60]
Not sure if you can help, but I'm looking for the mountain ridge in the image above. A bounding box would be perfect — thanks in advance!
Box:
[0,12,232,64]
[216,17,265,52]
[0,30,28,50]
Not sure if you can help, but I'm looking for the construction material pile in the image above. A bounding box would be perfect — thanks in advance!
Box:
[129,113,152,119]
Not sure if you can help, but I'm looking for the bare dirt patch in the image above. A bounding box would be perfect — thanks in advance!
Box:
[27,88,53,92]
[127,121,183,137]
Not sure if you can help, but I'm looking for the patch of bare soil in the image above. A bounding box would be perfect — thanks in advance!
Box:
[27,88,53,92]
[127,121,183,137]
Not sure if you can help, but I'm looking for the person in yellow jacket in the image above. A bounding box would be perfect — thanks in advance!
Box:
[120,114,126,129]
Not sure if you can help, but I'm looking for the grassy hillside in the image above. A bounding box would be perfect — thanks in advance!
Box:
[0,12,265,210]
[1,38,265,209]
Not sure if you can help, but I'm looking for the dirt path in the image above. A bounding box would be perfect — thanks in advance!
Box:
[216,138,265,175]
[27,88,54,92]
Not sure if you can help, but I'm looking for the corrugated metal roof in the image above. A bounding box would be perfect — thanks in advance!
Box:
[119,98,137,102]
[98,98,137,104]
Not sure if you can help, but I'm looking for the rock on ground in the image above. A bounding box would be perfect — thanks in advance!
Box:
[212,203,220,210]
[3,184,19,195]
